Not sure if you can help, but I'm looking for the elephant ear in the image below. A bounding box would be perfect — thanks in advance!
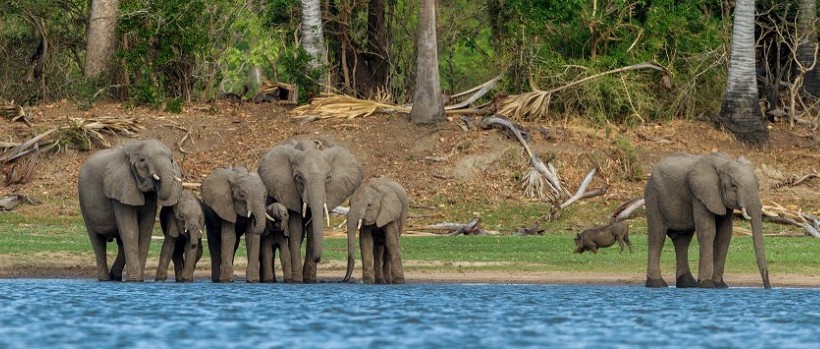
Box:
[325,146,364,209]
[375,184,403,228]
[258,145,302,213]
[688,157,727,216]
[201,168,237,223]
[103,148,144,206]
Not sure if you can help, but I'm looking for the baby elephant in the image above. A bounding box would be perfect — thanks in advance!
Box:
[344,176,409,284]
[156,190,205,282]
[574,221,632,254]
[260,202,292,283]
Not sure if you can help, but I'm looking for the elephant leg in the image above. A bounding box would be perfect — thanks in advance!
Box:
[694,206,717,288]
[137,202,158,277]
[179,240,198,282]
[279,238,292,283]
[87,231,110,281]
[360,227,375,284]
[645,197,669,288]
[260,236,274,283]
[172,248,185,282]
[288,214,304,283]
[385,224,405,284]
[109,238,125,282]
[218,222,237,282]
[155,236,176,282]
[112,202,144,282]
[374,243,385,284]
[208,232,221,283]
[671,232,698,288]
[712,214,734,288]
[245,233,260,283]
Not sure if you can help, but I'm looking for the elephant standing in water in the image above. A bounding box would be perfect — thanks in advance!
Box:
[155,190,204,282]
[344,177,409,284]
[644,152,770,289]
[201,167,271,283]
[260,202,291,283]
[78,139,182,282]
[258,138,363,283]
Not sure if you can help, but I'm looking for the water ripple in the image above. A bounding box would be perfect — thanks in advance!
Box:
[0,280,818,348]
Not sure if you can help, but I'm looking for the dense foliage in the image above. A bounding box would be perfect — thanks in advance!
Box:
[0,0,814,121]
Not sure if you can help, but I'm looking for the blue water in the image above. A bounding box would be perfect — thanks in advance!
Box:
[0,280,817,348]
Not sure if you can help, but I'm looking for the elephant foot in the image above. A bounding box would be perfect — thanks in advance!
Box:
[246,279,260,283]
[675,273,699,288]
[375,278,386,284]
[125,279,144,282]
[392,278,406,285]
[645,277,668,288]
[713,280,729,289]
[698,280,716,288]
[108,273,123,282]
[362,277,375,284]
[155,277,167,283]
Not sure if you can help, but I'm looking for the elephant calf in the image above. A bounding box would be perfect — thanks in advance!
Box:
[260,202,292,283]
[155,190,204,282]
[344,176,409,284]
[573,221,632,254]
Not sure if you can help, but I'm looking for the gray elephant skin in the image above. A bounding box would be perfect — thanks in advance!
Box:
[644,152,770,289]
[78,139,182,282]
[201,167,270,283]
[155,190,204,282]
[574,221,632,254]
[260,202,291,283]
[258,138,363,283]
[344,176,408,284]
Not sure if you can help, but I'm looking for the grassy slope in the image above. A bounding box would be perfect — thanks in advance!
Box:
[2,212,818,276]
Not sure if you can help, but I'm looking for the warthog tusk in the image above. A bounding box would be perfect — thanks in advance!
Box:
[357,219,363,230]
[741,207,752,220]
[302,202,307,218]
[265,213,276,222]
[324,203,330,227]
[152,173,160,180]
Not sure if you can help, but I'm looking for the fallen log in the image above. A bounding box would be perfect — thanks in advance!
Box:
[0,194,40,211]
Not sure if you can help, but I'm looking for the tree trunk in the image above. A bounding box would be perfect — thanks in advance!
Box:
[365,0,390,94]
[409,0,444,124]
[85,0,120,78]
[718,0,768,146]
[798,0,820,96]
[301,0,325,72]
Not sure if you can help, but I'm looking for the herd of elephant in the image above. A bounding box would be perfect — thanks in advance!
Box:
[78,137,407,284]
[77,136,772,289]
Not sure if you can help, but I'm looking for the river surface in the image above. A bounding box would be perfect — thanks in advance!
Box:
[0,279,817,348]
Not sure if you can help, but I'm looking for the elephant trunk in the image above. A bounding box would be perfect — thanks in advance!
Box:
[156,169,179,207]
[306,180,326,263]
[250,202,267,235]
[747,202,771,289]
[343,210,360,282]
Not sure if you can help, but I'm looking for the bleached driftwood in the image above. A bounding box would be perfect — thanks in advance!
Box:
[559,168,605,209]
[417,217,499,236]
[610,197,646,222]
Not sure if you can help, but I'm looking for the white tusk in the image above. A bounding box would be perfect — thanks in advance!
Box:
[357,219,363,230]
[247,211,252,218]
[173,176,182,182]
[184,228,188,234]
[198,229,203,235]
[324,203,330,227]
[741,207,751,220]
[265,213,276,222]
[152,173,160,180]
[302,202,307,218]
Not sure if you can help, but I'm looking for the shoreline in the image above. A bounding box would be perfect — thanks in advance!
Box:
[2,267,818,288]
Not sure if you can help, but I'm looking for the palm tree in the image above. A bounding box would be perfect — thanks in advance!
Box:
[301,0,325,72]
[719,0,768,145]
[84,0,120,78]
[409,0,444,124]
[797,0,819,95]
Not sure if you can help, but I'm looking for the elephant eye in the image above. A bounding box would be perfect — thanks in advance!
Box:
[325,174,332,183]
[294,172,304,183]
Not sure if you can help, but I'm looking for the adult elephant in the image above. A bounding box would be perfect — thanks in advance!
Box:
[78,139,182,282]
[644,152,770,289]
[201,167,270,283]
[258,138,363,283]
[343,176,408,284]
